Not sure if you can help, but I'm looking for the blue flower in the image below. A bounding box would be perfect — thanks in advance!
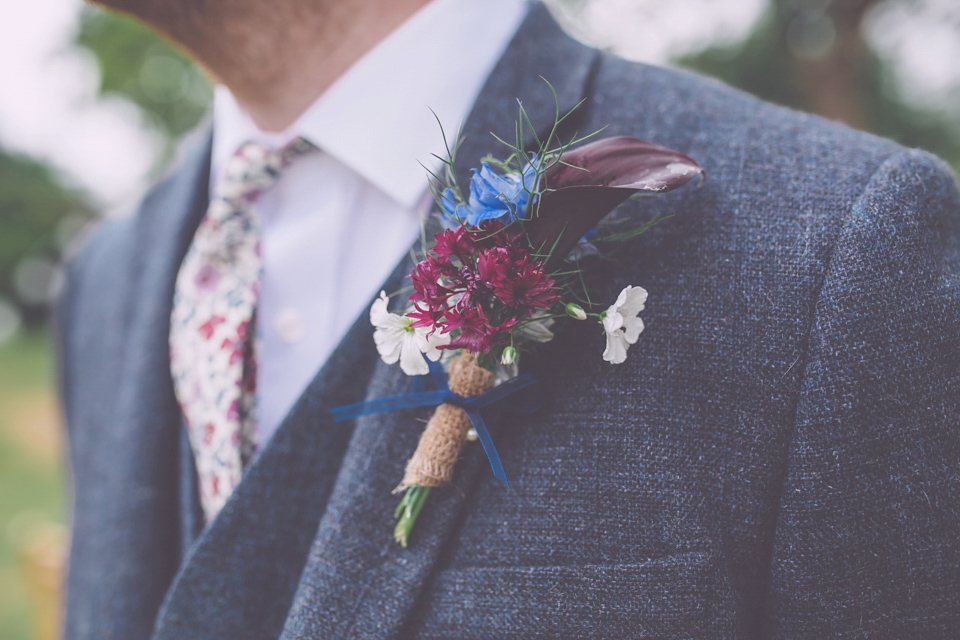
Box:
[439,160,539,228]
[438,188,468,228]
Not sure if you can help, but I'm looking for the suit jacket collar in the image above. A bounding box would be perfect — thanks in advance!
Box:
[64,128,211,639]
[151,5,598,638]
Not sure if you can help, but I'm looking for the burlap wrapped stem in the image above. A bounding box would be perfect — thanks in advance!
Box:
[398,354,496,489]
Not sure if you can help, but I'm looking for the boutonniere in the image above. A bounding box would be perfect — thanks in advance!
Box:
[332,98,703,546]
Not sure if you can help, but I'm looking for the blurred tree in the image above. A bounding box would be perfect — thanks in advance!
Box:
[74,7,213,164]
[0,7,213,330]
[0,152,94,327]
[678,0,960,168]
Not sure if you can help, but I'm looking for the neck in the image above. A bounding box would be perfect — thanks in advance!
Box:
[141,0,432,132]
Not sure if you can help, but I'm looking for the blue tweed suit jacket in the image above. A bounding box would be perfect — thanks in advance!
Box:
[57,4,960,639]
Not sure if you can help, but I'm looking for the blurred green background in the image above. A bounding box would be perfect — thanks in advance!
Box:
[1,0,957,638]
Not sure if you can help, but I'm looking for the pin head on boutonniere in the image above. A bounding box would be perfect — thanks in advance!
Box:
[332,88,704,546]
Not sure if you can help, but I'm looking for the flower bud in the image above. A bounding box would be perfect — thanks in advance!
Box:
[565,302,587,320]
[501,345,517,365]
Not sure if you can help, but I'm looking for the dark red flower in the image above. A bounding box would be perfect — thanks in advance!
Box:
[407,302,446,331]
[475,246,512,284]
[432,227,475,262]
[493,260,560,311]
[405,218,559,354]
[409,258,455,305]
[443,306,518,354]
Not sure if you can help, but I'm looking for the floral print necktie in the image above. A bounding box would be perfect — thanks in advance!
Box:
[170,138,314,522]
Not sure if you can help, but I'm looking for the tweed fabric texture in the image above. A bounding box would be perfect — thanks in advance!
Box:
[57,4,960,639]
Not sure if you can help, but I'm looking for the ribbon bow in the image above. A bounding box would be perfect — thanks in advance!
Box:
[330,360,540,487]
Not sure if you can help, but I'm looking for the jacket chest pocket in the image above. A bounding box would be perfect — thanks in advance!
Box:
[408,551,739,640]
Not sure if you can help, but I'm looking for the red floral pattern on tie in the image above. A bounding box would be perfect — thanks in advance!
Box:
[170,138,314,522]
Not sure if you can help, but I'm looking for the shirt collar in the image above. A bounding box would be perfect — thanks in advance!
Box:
[211,0,529,208]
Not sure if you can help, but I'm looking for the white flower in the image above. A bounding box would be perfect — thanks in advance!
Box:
[601,285,647,364]
[370,291,450,376]
[565,302,587,320]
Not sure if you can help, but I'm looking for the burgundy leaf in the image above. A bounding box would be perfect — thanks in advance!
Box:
[527,136,704,270]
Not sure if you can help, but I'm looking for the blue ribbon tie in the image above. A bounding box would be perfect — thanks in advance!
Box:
[330,360,540,487]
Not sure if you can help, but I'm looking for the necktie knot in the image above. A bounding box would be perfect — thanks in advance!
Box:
[217,137,315,203]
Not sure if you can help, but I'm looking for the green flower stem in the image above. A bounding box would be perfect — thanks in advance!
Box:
[394,484,432,547]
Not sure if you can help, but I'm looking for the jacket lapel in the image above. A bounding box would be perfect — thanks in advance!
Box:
[63,130,211,639]
[278,6,599,639]
[151,259,406,639]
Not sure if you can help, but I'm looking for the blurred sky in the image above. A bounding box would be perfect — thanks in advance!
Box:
[1,0,958,213]
[1,0,158,212]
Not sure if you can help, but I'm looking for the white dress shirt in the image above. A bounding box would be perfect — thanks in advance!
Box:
[209,0,529,446]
